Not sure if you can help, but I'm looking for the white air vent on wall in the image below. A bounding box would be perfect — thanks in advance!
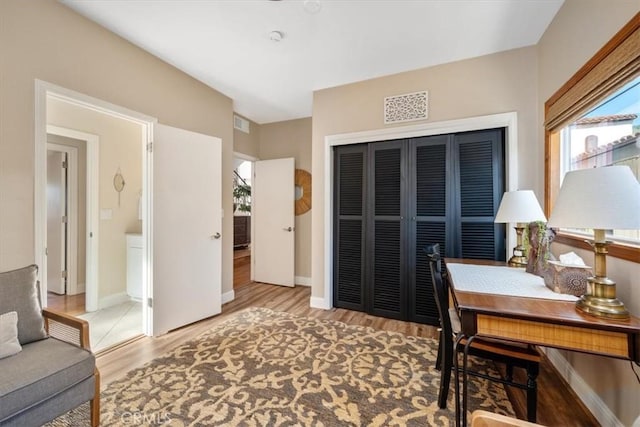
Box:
[384,91,429,124]
[234,115,250,134]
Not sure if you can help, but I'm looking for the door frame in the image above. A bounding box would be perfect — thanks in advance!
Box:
[233,151,258,287]
[35,80,155,334]
[46,127,99,308]
[319,112,519,310]
[46,141,79,296]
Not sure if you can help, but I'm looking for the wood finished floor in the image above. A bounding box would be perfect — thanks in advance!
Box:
[96,280,599,427]
[233,247,251,288]
[46,249,597,426]
[47,291,85,316]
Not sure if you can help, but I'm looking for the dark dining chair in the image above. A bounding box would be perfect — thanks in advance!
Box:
[424,244,541,426]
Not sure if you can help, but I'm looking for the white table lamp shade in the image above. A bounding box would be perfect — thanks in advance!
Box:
[547,166,640,230]
[494,190,546,223]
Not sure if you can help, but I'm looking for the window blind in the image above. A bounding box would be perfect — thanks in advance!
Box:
[544,14,640,132]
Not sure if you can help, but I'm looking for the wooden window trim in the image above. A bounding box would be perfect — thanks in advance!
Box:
[544,13,640,264]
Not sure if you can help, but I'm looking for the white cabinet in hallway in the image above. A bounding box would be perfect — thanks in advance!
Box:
[126,233,143,300]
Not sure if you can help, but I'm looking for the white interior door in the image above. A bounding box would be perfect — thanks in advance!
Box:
[47,150,66,295]
[151,124,222,336]
[253,158,295,286]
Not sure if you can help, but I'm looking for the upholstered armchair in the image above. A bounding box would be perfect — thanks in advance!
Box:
[0,265,99,426]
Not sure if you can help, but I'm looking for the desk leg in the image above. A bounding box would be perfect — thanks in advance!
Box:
[453,334,464,427]
[462,336,475,427]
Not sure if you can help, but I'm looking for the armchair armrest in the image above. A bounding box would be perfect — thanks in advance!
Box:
[43,308,91,351]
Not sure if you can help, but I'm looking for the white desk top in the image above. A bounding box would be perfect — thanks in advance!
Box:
[446,263,578,301]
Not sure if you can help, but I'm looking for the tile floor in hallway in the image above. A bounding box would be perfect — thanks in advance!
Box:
[78,300,143,353]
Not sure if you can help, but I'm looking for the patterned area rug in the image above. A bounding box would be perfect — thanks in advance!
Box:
[47,307,514,426]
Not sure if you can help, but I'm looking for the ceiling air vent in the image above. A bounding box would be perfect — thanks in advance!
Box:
[234,115,250,134]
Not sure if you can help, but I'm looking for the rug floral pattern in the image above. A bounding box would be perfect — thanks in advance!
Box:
[50,307,514,426]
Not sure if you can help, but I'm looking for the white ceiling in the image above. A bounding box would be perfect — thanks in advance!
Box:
[60,0,564,124]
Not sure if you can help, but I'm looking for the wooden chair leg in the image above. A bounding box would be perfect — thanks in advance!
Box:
[91,367,100,427]
[526,364,539,423]
[453,335,463,427]
[437,331,453,409]
[461,336,476,427]
[505,363,514,382]
[435,330,443,371]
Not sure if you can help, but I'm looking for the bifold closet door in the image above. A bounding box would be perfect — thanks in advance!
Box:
[333,145,367,311]
[368,140,406,320]
[453,129,506,261]
[333,128,505,324]
[410,136,449,325]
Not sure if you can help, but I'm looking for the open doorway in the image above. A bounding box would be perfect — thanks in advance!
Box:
[37,80,224,344]
[38,86,150,352]
[233,155,254,288]
[36,82,149,352]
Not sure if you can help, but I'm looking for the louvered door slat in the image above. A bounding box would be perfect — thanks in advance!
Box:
[334,146,366,310]
[414,222,445,325]
[373,221,402,315]
[374,148,402,216]
[461,223,496,259]
[339,152,364,216]
[459,140,494,216]
[370,142,404,319]
[455,129,505,261]
[411,137,448,325]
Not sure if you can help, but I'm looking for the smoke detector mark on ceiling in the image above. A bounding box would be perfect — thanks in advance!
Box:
[269,30,284,42]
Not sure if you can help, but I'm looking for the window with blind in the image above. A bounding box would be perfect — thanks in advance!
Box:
[544,13,640,262]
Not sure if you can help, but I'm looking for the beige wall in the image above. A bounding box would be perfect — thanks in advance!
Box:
[0,0,235,295]
[259,118,312,280]
[233,114,260,158]
[232,116,312,280]
[537,1,640,425]
[48,98,142,302]
[311,46,540,299]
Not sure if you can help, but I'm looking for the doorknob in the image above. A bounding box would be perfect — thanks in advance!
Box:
[283,227,294,232]
[211,232,221,239]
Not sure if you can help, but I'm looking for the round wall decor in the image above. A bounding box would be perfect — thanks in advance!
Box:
[294,168,312,215]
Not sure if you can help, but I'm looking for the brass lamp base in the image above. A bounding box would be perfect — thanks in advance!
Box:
[507,254,528,268]
[574,232,630,320]
[507,225,528,268]
[575,277,630,320]
[576,295,629,319]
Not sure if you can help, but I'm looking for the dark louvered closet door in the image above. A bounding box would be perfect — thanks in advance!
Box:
[454,129,505,261]
[410,136,449,325]
[332,128,506,324]
[368,141,405,320]
[333,145,367,310]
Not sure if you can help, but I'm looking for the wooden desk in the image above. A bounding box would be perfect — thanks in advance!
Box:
[444,258,640,363]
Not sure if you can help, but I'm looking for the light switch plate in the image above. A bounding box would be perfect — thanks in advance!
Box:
[100,208,113,220]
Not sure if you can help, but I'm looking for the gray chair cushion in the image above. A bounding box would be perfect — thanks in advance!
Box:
[0,265,47,345]
[0,337,95,421]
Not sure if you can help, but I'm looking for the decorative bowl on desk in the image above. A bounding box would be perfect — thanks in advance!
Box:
[545,260,592,297]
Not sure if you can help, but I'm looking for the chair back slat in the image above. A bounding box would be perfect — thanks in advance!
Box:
[424,243,453,340]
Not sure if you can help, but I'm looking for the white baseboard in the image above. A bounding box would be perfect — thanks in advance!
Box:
[222,289,235,304]
[98,292,130,310]
[545,348,623,427]
[309,296,331,310]
[295,276,311,286]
